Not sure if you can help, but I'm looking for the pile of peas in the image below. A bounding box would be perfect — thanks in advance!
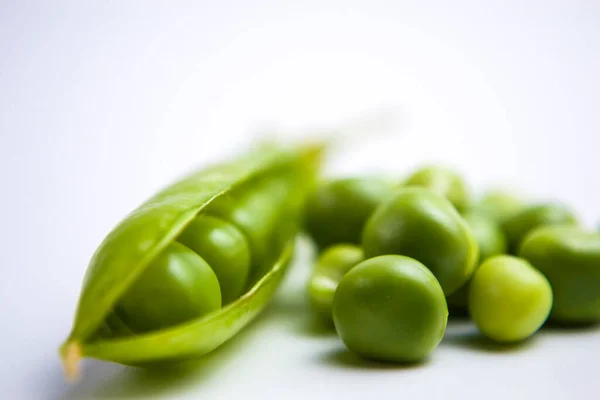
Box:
[305,166,600,362]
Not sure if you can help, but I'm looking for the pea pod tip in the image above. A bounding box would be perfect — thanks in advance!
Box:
[60,341,82,382]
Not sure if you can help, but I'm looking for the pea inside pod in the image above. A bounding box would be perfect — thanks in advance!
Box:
[60,143,323,379]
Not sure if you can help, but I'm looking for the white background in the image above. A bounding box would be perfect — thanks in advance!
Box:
[1,1,600,399]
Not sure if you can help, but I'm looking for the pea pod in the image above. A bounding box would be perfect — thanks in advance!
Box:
[60,142,323,379]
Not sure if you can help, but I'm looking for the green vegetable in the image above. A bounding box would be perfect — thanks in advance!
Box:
[474,190,526,224]
[502,203,577,253]
[304,177,396,249]
[308,244,364,324]
[469,255,553,342]
[447,211,507,310]
[403,165,471,211]
[333,255,448,362]
[362,187,479,295]
[60,142,322,379]
[519,225,600,324]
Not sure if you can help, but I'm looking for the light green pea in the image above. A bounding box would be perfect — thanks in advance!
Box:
[469,255,553,342]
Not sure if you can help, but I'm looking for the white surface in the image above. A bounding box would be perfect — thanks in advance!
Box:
[1,1,600,399]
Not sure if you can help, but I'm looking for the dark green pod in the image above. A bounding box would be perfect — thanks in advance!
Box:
[362,187,479,295]
[519,225,600,324]
[60,143,322,379]
[304,177,396,249]
[502,203,577,253]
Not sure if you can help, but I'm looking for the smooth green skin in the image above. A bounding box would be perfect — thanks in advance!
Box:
[403,165,471,212]
[519,225,600,324]
[178,215,251,304]
[362,187,479,295]
[474,190,526,224]
[116,242,222,333]
[469,255,553,342]
[304,177,396,249]
[207,175,293,284]
[308,244,364,324]
[333,255,448,363]
[447,211,507,309]
[502,203,577,253]
[62,143,321,367]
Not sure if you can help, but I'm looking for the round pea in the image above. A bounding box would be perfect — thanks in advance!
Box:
[308,244,364,323]
[447,211,507,309]
[362,187,479,295]
[333,255,448,362]
[502,203,577,253]
[519,225,600,324]
[474,190,526,224]
[304,177,396,249]
[403,165,471,211]
[469,255,553,342]
[177,215,251,304]
[116,242,222,333]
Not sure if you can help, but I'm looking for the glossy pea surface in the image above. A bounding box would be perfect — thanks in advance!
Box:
[304,177,396,249]
[362,187,478,295]
[207,176,292,283]
[403,165,471,211]
[308,244,364,323]
[519,225,600,324]
[177,215,251,304]
[447,211,507,309]
[469,255,552,342]
[115,242,222,334]
[333,255,448,363]
[502,203,577,253]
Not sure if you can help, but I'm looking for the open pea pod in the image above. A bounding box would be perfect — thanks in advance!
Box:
[60,142,323,379]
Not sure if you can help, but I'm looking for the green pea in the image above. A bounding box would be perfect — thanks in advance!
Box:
[447,211,507,310]
[333,255,447,362]
[469,255,553,343]
[362,187,479,295]
[502,203,577,253]
[403,165,471,212]
[474,190,526,224]
[519,225,600,324]
[177,215,251,304]
[207,176,292,284]
[308,244,364,324]
[304,177,396,249]
[115,242,222,333]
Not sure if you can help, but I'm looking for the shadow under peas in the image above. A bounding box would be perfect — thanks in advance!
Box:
[542,319,600,334]
[56,305,278,400]
[443,330,536,354]
[318,347,427,371]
